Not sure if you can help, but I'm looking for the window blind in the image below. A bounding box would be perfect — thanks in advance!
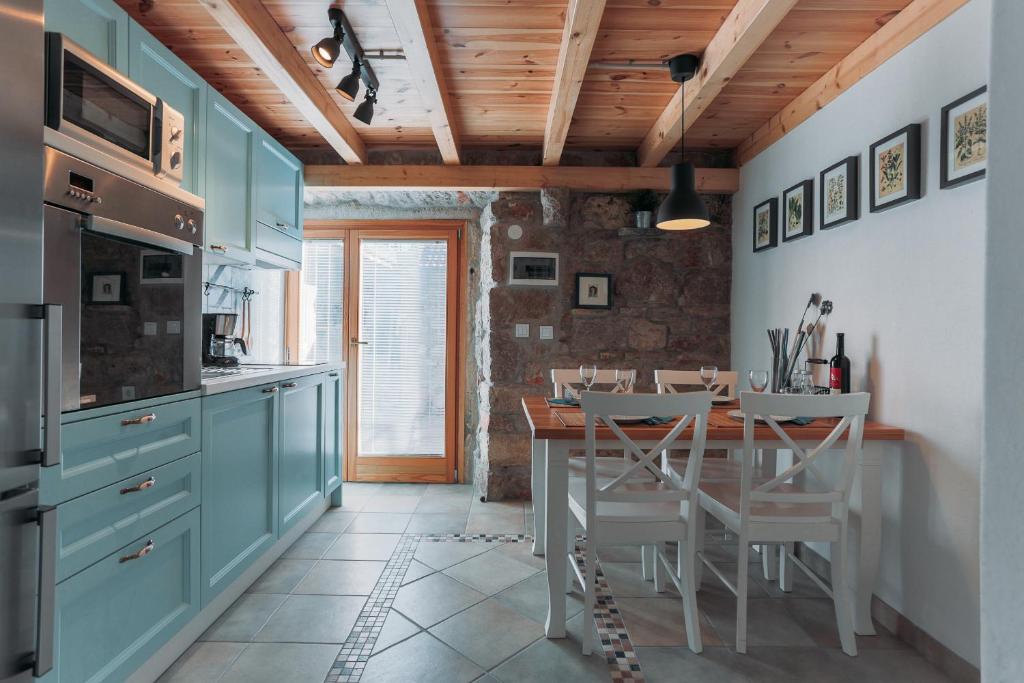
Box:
[298,240,345,365]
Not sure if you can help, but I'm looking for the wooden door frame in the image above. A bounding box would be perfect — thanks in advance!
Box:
[285,219,468,483]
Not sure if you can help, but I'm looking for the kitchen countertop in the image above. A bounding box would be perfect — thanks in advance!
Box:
[200,362,344,396]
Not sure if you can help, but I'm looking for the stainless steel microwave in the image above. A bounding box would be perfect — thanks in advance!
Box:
[44,32,186,185]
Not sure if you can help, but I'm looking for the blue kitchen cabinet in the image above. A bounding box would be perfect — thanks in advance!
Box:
[279,374,324,533]
[201,383,279,604]
[39,508,200,683]
[324,370,343,496]
[128,20,207,195]
[204,88,257,264]
[45,0,129,72]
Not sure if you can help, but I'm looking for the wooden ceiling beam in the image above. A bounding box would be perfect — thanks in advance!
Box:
[735,0,970,165]
[542,0,607,166]
[385,0,461,164]
[199,0,367,164]
[304,165,739,194]
[637,0,799,168]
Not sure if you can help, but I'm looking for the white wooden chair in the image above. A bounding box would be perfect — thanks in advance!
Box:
[551,368,637,400]
[569,390,713,655]
[655,369,738,401]
[697,391,869,656]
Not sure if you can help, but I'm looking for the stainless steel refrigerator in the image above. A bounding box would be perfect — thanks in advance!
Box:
[0,0,49,681]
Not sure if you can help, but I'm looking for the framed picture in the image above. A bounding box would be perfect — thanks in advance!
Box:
[782,180,813,242]
[819,156,859,229]
[508,251,559,286]
[752,198,778,253]
[870,123,921,212]
[140,250,184,284]
[90,273,126,304]
[574,273,612,309]
[940,86,987,188]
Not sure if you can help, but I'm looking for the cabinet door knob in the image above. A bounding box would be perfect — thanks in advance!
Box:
[262,386,279,393]
[120,477,156,495]
[282,382,297,388]
[119,539,155,563]
[121,413,156,426]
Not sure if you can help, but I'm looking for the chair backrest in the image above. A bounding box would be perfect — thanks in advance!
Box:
[580,391,713,519]
[737,391,869,524]
[551,368,637,399]
[655,369,738,400]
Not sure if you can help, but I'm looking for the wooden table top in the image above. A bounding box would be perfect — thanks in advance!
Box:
[521,396,906,442]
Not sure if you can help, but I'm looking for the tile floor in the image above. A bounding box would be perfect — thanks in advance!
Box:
[158,482,952,682]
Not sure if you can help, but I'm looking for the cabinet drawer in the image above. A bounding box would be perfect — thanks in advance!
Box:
[43,397,201,505]
[56,453,201,582]
[41,509,200,683]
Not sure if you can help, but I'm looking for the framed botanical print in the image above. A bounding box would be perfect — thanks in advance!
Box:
[574,273,612,309]
[752,198,778,253]
[819,156,859,229]
[941,86,987,188]
[782,180,813,242]
[869,123,921,212]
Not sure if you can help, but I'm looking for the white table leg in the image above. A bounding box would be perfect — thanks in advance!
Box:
[545,440,569,638]
[531,436,546,556]
[853,444,882,635]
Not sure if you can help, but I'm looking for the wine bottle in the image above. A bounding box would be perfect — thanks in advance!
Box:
[829,333,851,394]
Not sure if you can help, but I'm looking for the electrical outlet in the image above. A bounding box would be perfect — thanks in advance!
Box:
[539,325,554,340]
[121,386,136,400]
[515,323,530,338]
[143,322,158,336]
[166,320,181,334]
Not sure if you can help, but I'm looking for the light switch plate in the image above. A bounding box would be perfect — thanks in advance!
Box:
[539,325,554,340]
[143,322,158,336]
[515,323,530,338]
[121,386,136,400]
[166,320,181,334]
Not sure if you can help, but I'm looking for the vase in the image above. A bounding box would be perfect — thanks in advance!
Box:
[634,211,652,229]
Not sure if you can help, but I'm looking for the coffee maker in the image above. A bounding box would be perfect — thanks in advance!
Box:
[202,313,248,367]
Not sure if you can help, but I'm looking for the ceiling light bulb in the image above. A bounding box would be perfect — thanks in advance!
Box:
[311,35,341,68]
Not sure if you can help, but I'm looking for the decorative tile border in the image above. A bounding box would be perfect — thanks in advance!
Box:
[324,532,644,683]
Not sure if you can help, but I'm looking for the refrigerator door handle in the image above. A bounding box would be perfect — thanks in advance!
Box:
[43,304,62,467]
[34,505,57,678]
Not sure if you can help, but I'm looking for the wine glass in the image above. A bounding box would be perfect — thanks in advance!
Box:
[699,365,718,392]
[579,364,597,396]
[749,370,769,393]
[615,368,636,393]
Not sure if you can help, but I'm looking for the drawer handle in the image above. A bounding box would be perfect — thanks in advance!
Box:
[262,386,279,393]
[120,477,156,495]
[276,221,292,230]
[210,244,228,253]
[121,413,156,426]
[328,372,338,377]
[282,382,297,388]
[119,539,155,563]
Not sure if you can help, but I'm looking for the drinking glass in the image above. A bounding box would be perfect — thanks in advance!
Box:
[749,370,769,393]
[579,364,598,395]
[615,369,636,393]
[699,365,718,392]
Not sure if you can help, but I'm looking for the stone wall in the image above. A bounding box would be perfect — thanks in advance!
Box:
[481,190,733,499]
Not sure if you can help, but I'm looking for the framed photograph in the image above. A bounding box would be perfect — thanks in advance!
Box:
[870,123,921,212]
[140,250,184,284]
[819,156,859,229]
[941,86,987,189]
[752,198,778,253]
[508,251,559,286]
[574,273,612,309]
[782,180,813,242]
[90,273,126,304]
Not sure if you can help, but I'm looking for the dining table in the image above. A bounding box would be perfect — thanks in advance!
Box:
[521,395,907,640]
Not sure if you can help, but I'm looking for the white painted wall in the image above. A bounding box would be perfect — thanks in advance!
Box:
[731,0,988,667]
[982,0,1024,679]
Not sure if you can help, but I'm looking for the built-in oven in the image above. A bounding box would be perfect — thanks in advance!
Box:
[44,32,185,186]
[43,146,204,412]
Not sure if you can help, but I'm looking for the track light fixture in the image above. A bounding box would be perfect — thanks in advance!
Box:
[336,58,362,101]
[354,87,376,125]
[311,7,344,68]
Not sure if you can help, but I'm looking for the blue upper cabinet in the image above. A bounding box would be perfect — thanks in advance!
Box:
[45,0,129,72]
[128,20,207,196]
[255,133,304,240]
[204,89,257,264]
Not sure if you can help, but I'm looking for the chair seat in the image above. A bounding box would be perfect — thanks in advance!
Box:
[699,480,836,526]
[568,478,690,524]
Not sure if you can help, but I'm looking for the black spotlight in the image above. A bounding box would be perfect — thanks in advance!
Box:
[336,58,361,101]
[311,7,344,68]
[354,87,376,125]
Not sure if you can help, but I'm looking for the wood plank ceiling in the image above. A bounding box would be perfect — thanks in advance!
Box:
[117,0,916,165]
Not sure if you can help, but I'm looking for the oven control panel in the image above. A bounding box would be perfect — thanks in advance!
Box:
[154,99,186,186]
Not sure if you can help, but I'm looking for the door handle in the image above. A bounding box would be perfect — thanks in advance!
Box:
[350,339,369,346]
[35,505,57,677]
[262,386,279,394]
[282,382,297,388]
[121,413,156,426]
[43,304,62,467]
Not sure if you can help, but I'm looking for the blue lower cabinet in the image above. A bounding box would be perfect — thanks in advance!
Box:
[279,375,325,533]
[41,508,200,683]
[201,383,279,605]
[324,370,343,497]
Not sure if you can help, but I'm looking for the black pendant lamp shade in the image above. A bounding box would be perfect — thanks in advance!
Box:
[354,87,376,125]
[657,54,711,231]
[312,8,344,68]
[336,59,362,101]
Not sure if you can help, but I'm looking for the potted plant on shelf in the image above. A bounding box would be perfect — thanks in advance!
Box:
[627,189,660,229]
